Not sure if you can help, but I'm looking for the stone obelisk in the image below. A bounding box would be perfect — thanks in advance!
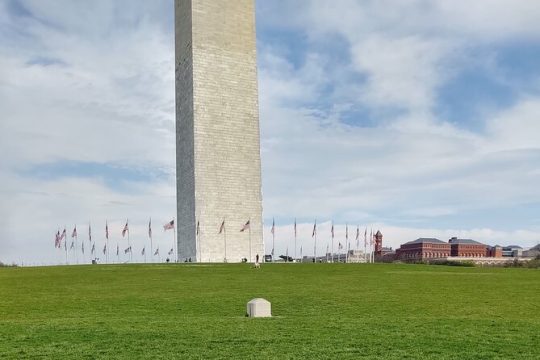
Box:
[175,0,263,263]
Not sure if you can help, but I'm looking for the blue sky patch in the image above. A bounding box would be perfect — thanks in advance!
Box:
[21,160,169,192]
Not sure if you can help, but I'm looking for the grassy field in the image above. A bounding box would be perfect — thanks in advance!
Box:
[1,263,539,359]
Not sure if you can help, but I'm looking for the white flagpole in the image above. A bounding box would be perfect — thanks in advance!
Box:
[294,219,297,262]
[248,218,252,263]
[106,221,109,264]
[314,220,317,263]
[173,219,177,263]
[127,227,132,263]
[75,231,79,265]
[197,220,200,263]
[64,226,68,265]
[224,221,227,263]
[272,218,275,263]
[331,222,334,263]
[345,224,349,264]
[364,228,367,263]
[149,218,153,263]
[370,228,373,263]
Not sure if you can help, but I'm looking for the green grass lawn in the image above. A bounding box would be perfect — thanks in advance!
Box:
[1,263,539,359]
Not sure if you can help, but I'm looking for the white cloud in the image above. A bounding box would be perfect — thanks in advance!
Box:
[351,35,458,112]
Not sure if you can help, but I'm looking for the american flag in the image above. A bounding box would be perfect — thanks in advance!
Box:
[168,248,174,255]
[154,248,159,256]
[71,226,77,238]
[196,221,200,236]
[355,226,360,241]
[218,220,225,234]
[240,220,250,232]
[55,230,60,248]
[141,247,145,256]
[124,246,131,254]
[88,224,91,242]
[163,219,174,231]
[116,245,119,256]
[122,221,129,237]
[102,244,107,255]
[270,218,275,235]
[331,223,334,238]
[312,221,317,238]
[148,218,152,238]
[338,242,343,250]
[91,244,95,254]
[82,242,85,254]
[70,241,74,250]
[346,224,348,240]
[294,218,297,238]
[60,228,66,241]
[105,221,109,240]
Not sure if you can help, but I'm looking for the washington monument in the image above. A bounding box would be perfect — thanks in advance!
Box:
[175,0,263,262]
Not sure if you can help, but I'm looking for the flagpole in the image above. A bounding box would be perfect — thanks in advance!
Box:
[224,221,227,263]
[346,224,349,263]
[64,226,68,265]
[370,228,373,263]
[173,218,177,263]
[149,218,153,264]
[75,231,79,265]
[105,221,109,264]
[294,218,297,262]
[196,219,201,263]
[331,222,334,263]
[314,220,317,263]
[127,221,132,263]
[272,218,275,263]
[364,228,367,263]
[248,218,252,263]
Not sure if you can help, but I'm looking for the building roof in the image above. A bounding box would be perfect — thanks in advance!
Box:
[403,238,447,245]
[448,238,484,245]
[505,245,523,249]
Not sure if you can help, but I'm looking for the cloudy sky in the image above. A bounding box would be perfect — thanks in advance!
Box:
[1,0,540,265]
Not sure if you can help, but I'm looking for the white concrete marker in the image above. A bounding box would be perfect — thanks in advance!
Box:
[247,298,271,318]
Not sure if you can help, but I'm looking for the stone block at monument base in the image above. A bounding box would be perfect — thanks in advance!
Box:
[246,298,271,318]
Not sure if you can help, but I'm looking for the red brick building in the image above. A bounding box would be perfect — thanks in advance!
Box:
[448,237,489,257]
[374,230,383,256]
[395,238,451,261]
[395,237,504,261]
